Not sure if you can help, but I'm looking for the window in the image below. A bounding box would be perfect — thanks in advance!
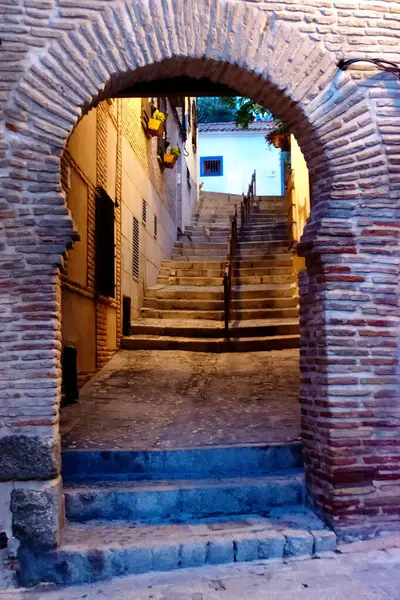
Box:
[154,215,158,240]
[200,156,223,177]
[95,187,115,298]
[142,198,147,226]
[132,216,139,281]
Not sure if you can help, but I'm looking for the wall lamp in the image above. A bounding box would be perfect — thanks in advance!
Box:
[338,58,400,81]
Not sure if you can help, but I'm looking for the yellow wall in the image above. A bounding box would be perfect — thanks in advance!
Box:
[61,97,198,383]
[289,135,310,244]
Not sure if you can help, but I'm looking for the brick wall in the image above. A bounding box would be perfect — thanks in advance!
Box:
[0,0,398,551]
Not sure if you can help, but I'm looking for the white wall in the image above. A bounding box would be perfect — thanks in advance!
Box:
[198,131,282,196]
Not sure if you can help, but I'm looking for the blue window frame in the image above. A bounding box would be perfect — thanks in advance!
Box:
[200,156,223,177]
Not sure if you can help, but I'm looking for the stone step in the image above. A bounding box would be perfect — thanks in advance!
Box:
[174,242,227,249]
[146,285,223,300]
[238,240,289,248]
[233,266,294,276]
[236,249,289,258]
[157,276,224,286]
[181,237,229,244]
[62,443,304,482]
[157,275,296,286]
[19,507,336,585]
[232,284,297,299]
[143,296,298,311]
[240,234,289,242]
[140,307,299,320]
[233,274,296,285]
[185,227,230,234]
[146,283,296,301]
[161,260,225,270]
[171,254,228,261]
[141,308,225,320]
[231,297,299,309]
[159,267,225,277]
[120,333,300,352]
[129,319,300,339]
[234,257,293,268]
[65,470,304,524]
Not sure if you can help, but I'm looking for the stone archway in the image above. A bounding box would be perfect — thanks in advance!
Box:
[1,0,399,556]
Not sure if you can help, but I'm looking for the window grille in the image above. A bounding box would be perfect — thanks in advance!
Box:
[154,215,158,240]
[132,216,140,281]
[95,187,115,298]
[142,198,147,225]
[200,157,223,177]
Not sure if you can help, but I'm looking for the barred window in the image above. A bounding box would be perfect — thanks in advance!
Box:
[200,157,223,177]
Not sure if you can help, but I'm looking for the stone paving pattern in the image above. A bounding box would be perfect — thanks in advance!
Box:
[61,349,300,450]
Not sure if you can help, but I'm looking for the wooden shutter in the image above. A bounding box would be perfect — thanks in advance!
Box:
[95,187,115,298]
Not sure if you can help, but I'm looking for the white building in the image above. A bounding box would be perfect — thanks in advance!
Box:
[198,121,283,196]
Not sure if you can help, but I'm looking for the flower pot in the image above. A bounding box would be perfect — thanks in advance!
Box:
[163,153,178,169]
[147,118,164,137]
[270,133,284,149]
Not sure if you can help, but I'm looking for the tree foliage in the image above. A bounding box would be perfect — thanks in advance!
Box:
[197,96,272,128]
[220,97,272,129]
[197,97,237,124]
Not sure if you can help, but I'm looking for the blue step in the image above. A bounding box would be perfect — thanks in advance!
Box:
[62,442,303,482]
[18,508,336,586]
[65,469,305,524]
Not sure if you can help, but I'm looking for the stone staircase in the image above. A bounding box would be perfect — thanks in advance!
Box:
[122,192,300,351]
[19,443,336,585]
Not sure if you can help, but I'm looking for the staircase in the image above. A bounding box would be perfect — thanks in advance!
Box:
[122,192,300,351]
[19,443,336,585]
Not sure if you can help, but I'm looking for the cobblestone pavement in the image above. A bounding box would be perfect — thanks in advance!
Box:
[61,349,300,450]
[2,543,400,599]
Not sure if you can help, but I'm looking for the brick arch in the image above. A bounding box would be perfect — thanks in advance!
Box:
[1,0,398,548]
[5,0,389,251]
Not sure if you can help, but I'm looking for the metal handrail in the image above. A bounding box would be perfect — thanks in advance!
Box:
[223,170,256,331]
[241,169,256,230]
[223,206,238,331]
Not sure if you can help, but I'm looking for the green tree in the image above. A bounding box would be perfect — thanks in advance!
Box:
[197,96,272,128]
[197,97,237,123]
[220,97,272,129]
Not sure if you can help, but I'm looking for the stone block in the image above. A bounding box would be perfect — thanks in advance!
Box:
[283,529,314,557]
[0,435,60,481]
[180,541,207,568]
[11,478,63,550]
[109,547,152,577]
[207,539,234,565]
[258,531,285,559]
[234,535,259,562]
[152,544,180,571]
[311,529,337,553]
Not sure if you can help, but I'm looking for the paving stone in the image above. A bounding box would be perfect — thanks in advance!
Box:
[312,529,337,553]
[258,531,285,559]
[180,541,207,568]
[207,540,234,565]
[283,529,314,557]
[234,535,259,562]
[61,349,300,451]
[152,545,180,571]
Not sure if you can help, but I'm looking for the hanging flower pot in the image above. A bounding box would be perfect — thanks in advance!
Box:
[147,110,166,137]
[270,133,284,149]
[162,146,180,169]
